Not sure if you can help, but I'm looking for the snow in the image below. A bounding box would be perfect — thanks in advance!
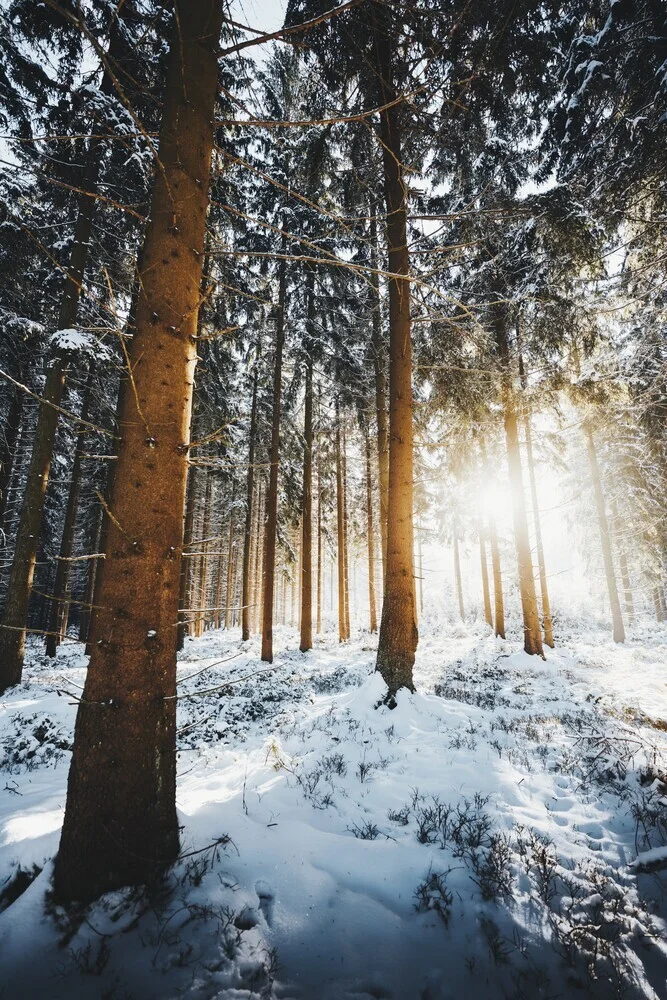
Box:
[0,618,666,998]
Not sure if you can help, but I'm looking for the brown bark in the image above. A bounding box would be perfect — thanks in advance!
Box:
[300,275,315,651]
[195,471,213,636]
[488,513,505,638]
[316,430,323,635]
[494,309,543,656]
[369,203,389,578]
[46,368,95,656]
[518,348,554,647]
[261,236,287,663]
[252,481,264,635]
[241,356,259,640]
[365,427,378,633]
[177,465,197,650]
[0,387,23,530]
[53,0,223,902]
[373,9,418,695]
[342,426,351,639]
[225,490,235,630]
[478,522,493,628]
[584,424,625,643]
[335,407,347,642]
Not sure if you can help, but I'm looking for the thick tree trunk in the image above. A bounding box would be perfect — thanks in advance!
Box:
[584,424,625,643]
[241,357,259,640]
[261,238,287,663]
[53,0,223,903]
[0,387,23,531]
[478,522,493,627]
[300,277,315,651]
[373,10,418,695]
[369,204,389,579]
[494,309,543,656]
[46,368,95,656]
[365,428,378,633]
[453,532,465,621]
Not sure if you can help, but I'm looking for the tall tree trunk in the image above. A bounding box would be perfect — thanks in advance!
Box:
[300,275,315,651]
[453,532,465,621]
[488,513,505,638]
[261,236,287,663]
[252,480,264,635]
[196,470,213,636]
[225,489,235,630]
[372,9,418,696]
[518,348,554,647]
[494,309,543,656]
[342,426,351,639]
[241,356,259,640]
[316,437,323,635]
[478,522,493,627]
[53,0,223,903]
[584,424,625,643]
[369,203,389,579]
[78,501,103,642]
[611,500,634,623]
[365,427,378,633]
[46,367,95,656]
[177,465,197,650]
[336,408,347,643]
[0,387,24,530]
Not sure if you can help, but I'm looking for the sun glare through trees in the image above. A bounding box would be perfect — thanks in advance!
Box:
[0,1,666,997]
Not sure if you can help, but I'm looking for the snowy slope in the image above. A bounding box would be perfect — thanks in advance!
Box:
[0,619,666,999]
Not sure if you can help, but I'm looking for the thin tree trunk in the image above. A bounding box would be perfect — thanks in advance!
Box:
[316,432,323,635]
[372,8,417,695]
[365,427,378,632]
[0,387,24,530]
[478,522,493,627]
[494,309,543,656]
[46,367,95,656]
[78,501,103,642]
[518,347,554,647]
[54,0,223,902]
[336,407,347,642]
[225,490,235,630]
[177,465,197,650]
[585,424,625,642]
[417,519,424,616]
[611,500,634,623]
[342,425,351,640]
[300,276,314,651]
[241,354,259,640]
[453,532,465,621]
[252,480,264,635]
[653,587,664,622]
[488,513,505,638]
[261,236,287,663]
[370,202,389,579]
[196,471,213,636]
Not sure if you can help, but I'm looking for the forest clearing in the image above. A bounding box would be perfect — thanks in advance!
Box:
[0,0,665,996]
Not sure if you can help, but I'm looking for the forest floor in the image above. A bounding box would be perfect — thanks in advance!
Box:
[0,615,666,999]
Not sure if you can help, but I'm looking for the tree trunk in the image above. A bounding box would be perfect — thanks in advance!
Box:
[365,427,378,633]
[342,426,351,639]
[78,501,103,643]
[336,408,347,642]
[494,309,543,656]
[196,470,213,636]
[177,465,197,650]
[488,513,505,638]
[300,276,315,651]
[611,501,634,623]
[261,237,287,663]
[0,387,24,531]
[316,434,323,635]
[225,493,235,630]
[252,480,264,635]
[518,348,554,647]
[369,203,389,579]
[53,0,223,903]
[453,532,465,621]
[584,424,625,643]
[241,356,259,640]
[478,522,493,627]
[46,367,95,656]
[373,9,418,695]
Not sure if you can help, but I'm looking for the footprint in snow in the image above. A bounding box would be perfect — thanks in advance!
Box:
[255,878,275,925]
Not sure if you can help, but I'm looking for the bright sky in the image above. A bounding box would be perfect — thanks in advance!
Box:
[229,0,287,38]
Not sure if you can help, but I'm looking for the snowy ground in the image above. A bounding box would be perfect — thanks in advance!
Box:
[1,616,667,999]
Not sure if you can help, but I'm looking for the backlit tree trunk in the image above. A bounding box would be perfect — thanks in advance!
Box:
[454,532,465,621]
[584,423,625,643]
[494,308,543,656]
[53,0,224,902]
[261,236,287,663]
[370,203,389,578]
[488,513,505,639]
[373,9,418,695]
[478,522,493,627]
